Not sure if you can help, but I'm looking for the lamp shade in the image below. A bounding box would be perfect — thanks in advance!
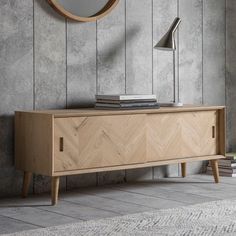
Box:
[154,17,181,51]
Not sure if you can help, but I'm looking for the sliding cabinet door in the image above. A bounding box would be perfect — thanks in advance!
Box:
[54,114,146,172]
[147,111,217,162]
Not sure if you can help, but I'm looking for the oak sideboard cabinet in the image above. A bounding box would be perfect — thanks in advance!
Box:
[15,106,226,205]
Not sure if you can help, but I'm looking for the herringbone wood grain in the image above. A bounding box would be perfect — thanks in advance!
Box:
[54,115,146,172]
[147,111,217,162]
[15,107,225,205]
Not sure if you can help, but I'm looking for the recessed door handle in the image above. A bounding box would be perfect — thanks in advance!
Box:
[60,137,64,152]
[212,126,215,138]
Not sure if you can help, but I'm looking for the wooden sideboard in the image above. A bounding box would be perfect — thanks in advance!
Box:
[15,106,226,205]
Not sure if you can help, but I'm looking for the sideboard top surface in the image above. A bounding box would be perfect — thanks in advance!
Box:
[16,105,225,118]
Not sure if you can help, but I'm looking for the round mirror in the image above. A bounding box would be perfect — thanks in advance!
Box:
[48,0,120,22]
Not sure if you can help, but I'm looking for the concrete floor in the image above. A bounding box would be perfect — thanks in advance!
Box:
[0,174,236,235]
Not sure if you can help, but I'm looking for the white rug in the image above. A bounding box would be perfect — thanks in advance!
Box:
[4,199,236,236]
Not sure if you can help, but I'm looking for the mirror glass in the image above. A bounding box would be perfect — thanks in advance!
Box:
[56,0,110,17]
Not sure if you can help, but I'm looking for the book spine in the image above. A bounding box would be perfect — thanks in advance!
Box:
[96,99,157,104]
[207,166,235,173]
[210,160,236,168]
[120,103,159,108]
[206,170,235,177]
[119,95,156,100]
[96,95,157,101]
[95,103,160,108]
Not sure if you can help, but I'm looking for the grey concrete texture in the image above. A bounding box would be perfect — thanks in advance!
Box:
[67,21,96,108]
[126,0,153,94]
[98,171,126,186]
[0,0,33,196]
[0,0,228,197]
[126,168,153,182]
[226,0,236,151]
[203,0,225,106]
[66,173,97,190]
[97,0,126,95]
[179,0,203,105]
[34,0,66,110]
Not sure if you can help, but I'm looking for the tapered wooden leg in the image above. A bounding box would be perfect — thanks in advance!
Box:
[22,171,32,198]
[181,163,186,178]
[210,160,219,183]
[51,177,60,205]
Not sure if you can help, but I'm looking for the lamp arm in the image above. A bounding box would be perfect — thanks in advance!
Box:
[168,17,181,35]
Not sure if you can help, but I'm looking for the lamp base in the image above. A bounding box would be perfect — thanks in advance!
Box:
[159,102,183,107]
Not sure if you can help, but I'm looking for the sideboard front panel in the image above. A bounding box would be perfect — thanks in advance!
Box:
[54,114,146,172]
[147,111,217,162]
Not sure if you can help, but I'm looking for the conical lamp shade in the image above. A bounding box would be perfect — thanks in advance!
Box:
[154,17,181,51]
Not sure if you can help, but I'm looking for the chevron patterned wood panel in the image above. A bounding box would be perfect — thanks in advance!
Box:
[147,111,217,162]
[54,114,146,172]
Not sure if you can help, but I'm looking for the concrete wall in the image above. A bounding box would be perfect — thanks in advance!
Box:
[0,0,227,196]
[226,0,236,152]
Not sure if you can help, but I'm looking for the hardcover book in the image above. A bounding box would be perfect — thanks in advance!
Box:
[217,159,236,167]
[95,94,157,101]
[207,166,236,174]
[207,169,236,177]
[95,103,160,110]
[226,152,236,160]
[95,102,159,108]
[96,99,157,104]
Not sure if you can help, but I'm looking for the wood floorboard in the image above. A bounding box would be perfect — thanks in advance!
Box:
[0,215,39,234]
[0,206,78,228]
[37,200,120,221]
[61,192,153,215]
[148,175,236,199]
[190,174,236,186]
[79,187,186,209]
[0,194,52,207]
[0,174,235,235]
[111,183,219,204]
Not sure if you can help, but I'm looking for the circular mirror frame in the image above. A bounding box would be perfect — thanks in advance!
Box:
[48,0,120,22]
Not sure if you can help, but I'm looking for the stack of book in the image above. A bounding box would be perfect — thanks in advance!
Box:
[95,94,160,109]
[206,153,236,177]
